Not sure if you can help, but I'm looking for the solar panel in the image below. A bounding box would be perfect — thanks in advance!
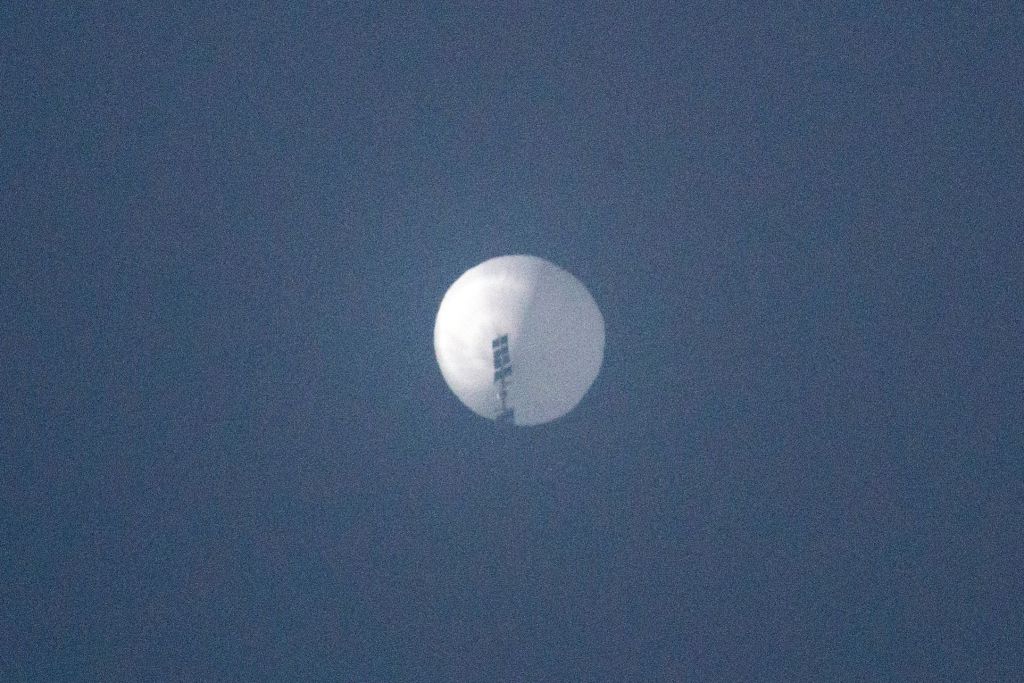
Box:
[492,335,512,371]
[491,334,514,425]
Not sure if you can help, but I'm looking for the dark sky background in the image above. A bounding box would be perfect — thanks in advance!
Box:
[4,3,1023,680]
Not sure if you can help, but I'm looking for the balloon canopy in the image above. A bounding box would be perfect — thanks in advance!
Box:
[433,255,605,426]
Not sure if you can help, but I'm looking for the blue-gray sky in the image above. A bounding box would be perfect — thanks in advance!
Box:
[3,3,1022,680]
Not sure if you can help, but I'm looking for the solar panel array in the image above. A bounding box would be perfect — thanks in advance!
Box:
[492,334,511,381]
[492,334,514,424]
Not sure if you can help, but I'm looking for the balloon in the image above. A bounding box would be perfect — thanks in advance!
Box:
[434,255,605,426]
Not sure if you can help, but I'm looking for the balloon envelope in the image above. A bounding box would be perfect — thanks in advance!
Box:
[434,255,604,426]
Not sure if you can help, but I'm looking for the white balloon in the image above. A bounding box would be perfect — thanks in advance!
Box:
[434,255,605,426]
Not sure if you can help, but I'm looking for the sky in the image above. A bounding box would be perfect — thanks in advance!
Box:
[3,3,1023,680]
